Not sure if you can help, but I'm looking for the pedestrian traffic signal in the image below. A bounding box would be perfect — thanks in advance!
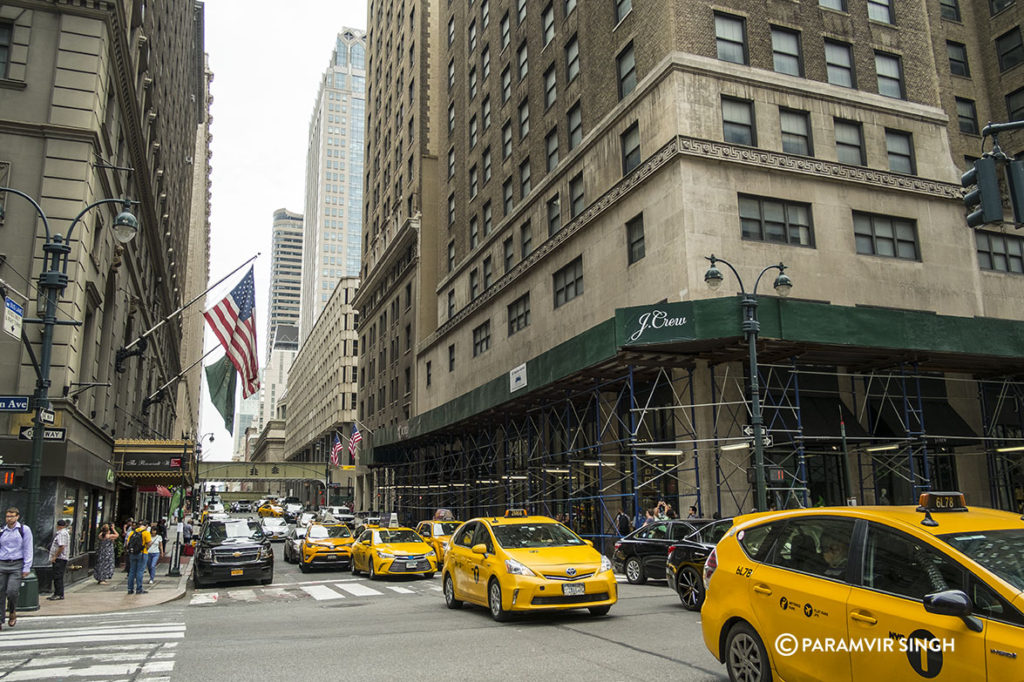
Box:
[962,156,1003,228]
[1006,159,1024,225]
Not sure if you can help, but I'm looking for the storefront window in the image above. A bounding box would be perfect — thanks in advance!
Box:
[76,489,91,553]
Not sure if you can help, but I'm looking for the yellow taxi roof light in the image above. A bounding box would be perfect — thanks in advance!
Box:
[916,491,968,513]
[504,509,529,518]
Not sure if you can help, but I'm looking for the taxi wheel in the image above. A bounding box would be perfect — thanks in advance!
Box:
[488,579,509,622]
[351,560,360,576]
[625,557,646,585]
[368,559,378,580]
[725,622,773,682]
[423,572,435,580]
[299,561,309,573]
[588,605,611,617]
[443,574,462,609]
[677,567,705,611]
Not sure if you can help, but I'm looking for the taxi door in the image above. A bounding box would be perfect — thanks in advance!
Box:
[973,578,1024,680]
[352,529,372,571]
[460,523,496,604]
[847,523,985,680]
[747,517,855,682]
[446,522,478,601]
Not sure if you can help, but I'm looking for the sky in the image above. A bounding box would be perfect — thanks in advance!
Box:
[196,1,367,460]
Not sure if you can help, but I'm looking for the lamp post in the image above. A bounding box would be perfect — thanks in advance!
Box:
[1,186,138,610]
[703,254,792,513]
[168,432,212,577]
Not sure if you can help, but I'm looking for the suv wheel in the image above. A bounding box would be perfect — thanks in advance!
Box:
[625,557,646,585]
[676,566,705,611]
[725,621,772,682]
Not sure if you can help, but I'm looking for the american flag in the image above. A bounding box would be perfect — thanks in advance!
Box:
[205,267,260,398]
[349,425,362,461]
[330,433,342,467]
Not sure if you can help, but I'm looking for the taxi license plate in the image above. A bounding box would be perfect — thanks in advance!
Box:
[328,555,337,560]
[562,583,585,596]
[406,561,418,569]
[230,569,243,576]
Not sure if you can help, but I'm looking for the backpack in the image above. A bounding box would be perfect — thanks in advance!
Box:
[616,513,631,536]
[126,529,144,555]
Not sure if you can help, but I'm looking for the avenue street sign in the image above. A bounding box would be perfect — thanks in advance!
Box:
[18,426,66,442]
[0,396,29,412]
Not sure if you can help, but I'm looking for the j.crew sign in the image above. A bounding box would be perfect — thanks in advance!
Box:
[617,302,695,346]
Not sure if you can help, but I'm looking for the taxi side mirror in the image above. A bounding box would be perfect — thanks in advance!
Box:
[584,539,594,547]
[923,590,982,633]
[471,543,488,555]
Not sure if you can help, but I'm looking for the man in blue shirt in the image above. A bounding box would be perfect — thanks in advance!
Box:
[0,507,33,628]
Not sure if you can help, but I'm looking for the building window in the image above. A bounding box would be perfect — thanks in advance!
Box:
[482,45,491,79]
[504,237,515,272]
[501,66,511,103]
[621,122,641,173]
[834,119,865,165]
[448,193,456,226]
[977,230,1024,273]
[780,108,812,156]
[566,35,580,81]
[520,158,532,196]
[544,66,557,108]
[503,178,514,214]
[771,27,802,77]
[483,148,492,182]
[448,103,455,134]
[616,0,632,22]
[469,21,477,52]
[947,41,970,76]
[448,16,455,45]
[470,215,479,247]
[448,344,456,372]
[473,321,491,356]
[508,293,531,335]
[940,0,961,20]
[566,0,577,15]
[715,13,747,65]
[722,97,756,146]
[875,52,904,99]
[518,0,527,23]
[447,242,456,272]
[617,43,636,99]
[546,129,559,171]
[825,40,855,88]
[0,21,11,78]
[991,0,1015,14]
[547,195,561,236]
[447,289,456,319]
[854,212,919,260]
[557,111,578,160]
[819,0,846,9]
[553,256,584,308]
[483,255,493,287]
[569,172,584,217]
[470,268,480,298]
[482,96,492,129]
[521,221,533,258]
[885,129,915,174]
[482,0,490,26]
[867,0,893,23]
[501,12,511,49]
[425,361,432,387]
[448,60,455,90]
[469,115,479,148]
[469,67,478,99]
[1007,87,1024,121]
[518,99,530,138]
[999,29,1024,73]
[626,214,645,264]
[739,195,813,246]
[543,4,555,45]
[483,201,493,233]
[447,147,456,178]
[518,43,529,80]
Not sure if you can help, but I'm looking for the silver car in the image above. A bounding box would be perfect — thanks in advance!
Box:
[283,525,308,563]
[261,517,289,542]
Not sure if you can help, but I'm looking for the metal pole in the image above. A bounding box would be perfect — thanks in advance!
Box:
[743,294,768,512]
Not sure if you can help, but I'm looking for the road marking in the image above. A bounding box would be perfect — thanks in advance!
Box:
[226,588,257,601]
[0,627,185,649]
[386,586,414,594]
[190,593,219,605]
[334,582,383,597]
[263,587,297,599]
[429,586,442,591]
[300,584,345,600]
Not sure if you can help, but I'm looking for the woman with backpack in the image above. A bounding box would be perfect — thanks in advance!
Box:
[93,523,118,585]
[146,523,162,585]
[125,521,151,595]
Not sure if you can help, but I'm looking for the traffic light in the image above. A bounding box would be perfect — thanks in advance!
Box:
[1006,159,1024,225]
[962,156,1002,227]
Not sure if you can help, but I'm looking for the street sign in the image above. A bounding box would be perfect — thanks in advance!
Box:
[748,435,773,448]
[18,426,66,442]
[3,297,23,340]
[38,409,55,425]
[0,396,29,412]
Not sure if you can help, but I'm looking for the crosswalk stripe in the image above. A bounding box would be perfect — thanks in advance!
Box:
[190,593,219,605]
[386,586,414,594]
[334,582,383,597]
[300,584,344,600]
[2,657,176,681]
[0,630,184,649]
[429,586,443,591]
[0,623,184,641]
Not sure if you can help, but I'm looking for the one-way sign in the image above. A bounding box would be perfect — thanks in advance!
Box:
[18,426,66,442]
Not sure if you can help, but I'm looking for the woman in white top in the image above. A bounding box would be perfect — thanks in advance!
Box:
[146,525,163,584]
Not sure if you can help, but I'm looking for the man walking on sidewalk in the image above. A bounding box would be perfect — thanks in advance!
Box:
[0,508,33,628]
[47,519,70,601]
[125,521,151,595]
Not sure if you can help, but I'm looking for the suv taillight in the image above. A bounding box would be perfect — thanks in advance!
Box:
[703,547,718,589]
[667,544,676,558]
[614,541,622,552]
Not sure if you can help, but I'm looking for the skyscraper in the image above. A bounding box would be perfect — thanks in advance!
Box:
[300,28,367,342]
[267,208,303,360]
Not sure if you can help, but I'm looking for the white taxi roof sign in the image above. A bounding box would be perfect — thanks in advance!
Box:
[504,509,529,518]
[916,491,968,513]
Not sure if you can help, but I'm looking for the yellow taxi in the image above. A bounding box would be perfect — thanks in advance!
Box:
[701,492,1024,682]
[415,519,463,566]
[298,523,354,572]
[258,502,283,518]
[350,523,438,579]
[442,510,617,621]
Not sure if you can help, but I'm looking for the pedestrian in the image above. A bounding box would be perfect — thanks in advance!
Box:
[125,520,151,595]
[146,523,162,585]
[666,504,678,520]
[614,508,632,537]
[156,518,168,555]
[687,505,698,519]
[47,519,70,601]
[182,517,193,544]
[94,523,118,584]
[0,507,33,628]
[643,509,655,526]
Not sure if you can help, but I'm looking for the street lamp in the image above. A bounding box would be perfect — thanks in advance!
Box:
[1,186,138,610]
[703,254,792,513]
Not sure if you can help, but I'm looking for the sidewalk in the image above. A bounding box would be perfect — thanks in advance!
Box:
[25,539,192,618]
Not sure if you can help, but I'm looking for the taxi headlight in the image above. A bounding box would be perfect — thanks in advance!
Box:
[377,551,395,559]
[426,549,436,557]
[600,555,612,573]
[505,558,536,576]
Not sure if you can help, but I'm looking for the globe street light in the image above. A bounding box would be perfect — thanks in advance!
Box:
[703,254,792,512]
[1,186,138,610]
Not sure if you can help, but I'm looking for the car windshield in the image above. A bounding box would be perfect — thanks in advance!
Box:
[308,525,352,539]
[940,529,1024,591]
[491,523,585,549]
[376,529,421,544]
[434,522,461,536]
[204,521,263,542]
[263,518,286,528]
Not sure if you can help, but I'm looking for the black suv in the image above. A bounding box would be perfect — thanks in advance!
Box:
[193,519,274,588]
[612,519,707,584]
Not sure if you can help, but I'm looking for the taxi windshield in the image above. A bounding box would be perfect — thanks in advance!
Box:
[377,529,421,544]
[940,529,1024,591]
[434,522,461,536]
[491,523,585,549]
[308,525,352,540]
